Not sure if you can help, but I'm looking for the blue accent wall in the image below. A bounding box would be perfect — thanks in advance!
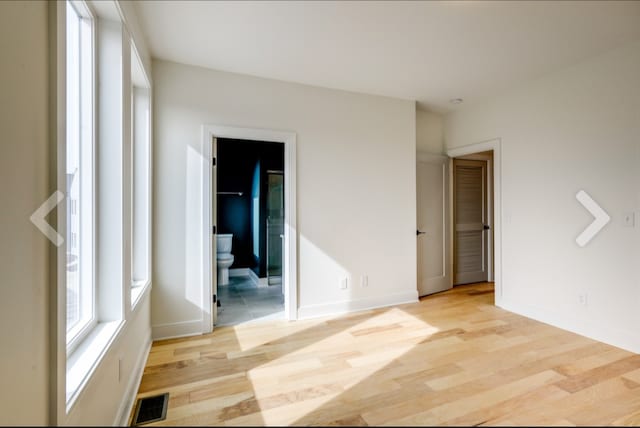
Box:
[217,139,284,277]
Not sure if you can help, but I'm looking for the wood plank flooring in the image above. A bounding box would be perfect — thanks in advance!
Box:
[133,283,640,426]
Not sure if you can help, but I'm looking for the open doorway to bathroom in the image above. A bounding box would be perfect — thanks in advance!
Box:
[215,138,285,326]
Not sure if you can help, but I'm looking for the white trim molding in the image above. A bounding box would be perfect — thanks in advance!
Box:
[447,139,503,304]
[247,268,268,288]
[228,268,268,287]
[228,268,250,278]
[298,290,419,320]
[202,124,298,334]
[152,319,203,341]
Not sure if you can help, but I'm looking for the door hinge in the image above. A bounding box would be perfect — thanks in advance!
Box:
[213,225,217,234]
[213,294,217,303]
[212,157,216,166]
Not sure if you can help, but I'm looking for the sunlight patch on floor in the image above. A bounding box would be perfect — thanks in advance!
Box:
[235,306,442,425]
[227,317,315,352]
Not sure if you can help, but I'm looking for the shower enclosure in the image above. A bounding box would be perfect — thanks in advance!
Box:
[266,171,284,287]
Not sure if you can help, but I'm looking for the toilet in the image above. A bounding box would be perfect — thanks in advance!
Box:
[216,234,234,286]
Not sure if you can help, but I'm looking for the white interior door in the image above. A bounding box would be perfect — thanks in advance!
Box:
[416,155,451,296]
[453,159,489,285]
[211,137,218,326]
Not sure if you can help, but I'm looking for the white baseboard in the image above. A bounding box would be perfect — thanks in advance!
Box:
[230,268,268,287]
[151,319,203,340]
[115,334,152,426]
[229,268,250,277]
[297,290,419,320]
[247,269,268,288]
[498,299,640,354]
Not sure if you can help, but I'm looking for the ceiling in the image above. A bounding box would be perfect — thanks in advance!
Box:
[134,1,640,112]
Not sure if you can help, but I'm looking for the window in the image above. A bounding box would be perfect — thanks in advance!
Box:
[131,48,151,305]
[60,0,154,411]
[65,0,95,350]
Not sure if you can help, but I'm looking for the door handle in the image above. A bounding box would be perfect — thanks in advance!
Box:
[417,230,426,236]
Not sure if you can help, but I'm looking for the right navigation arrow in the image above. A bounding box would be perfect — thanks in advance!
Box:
[575,190,610,247]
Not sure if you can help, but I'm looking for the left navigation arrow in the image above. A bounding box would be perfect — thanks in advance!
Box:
[30,190,65,246]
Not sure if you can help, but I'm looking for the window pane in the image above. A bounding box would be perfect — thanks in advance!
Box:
[132,86,150,292]
[66,1,81,335]
[66,1,93,344]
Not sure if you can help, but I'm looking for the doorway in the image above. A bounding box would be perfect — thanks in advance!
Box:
[452,152,494,285]
[446,140,502,302]
[202,125,297,334]
[214,139,284,326]
[417,139,502,301]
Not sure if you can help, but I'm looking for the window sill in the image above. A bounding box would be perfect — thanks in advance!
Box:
[66,320,124,412]
[131,279,151,309]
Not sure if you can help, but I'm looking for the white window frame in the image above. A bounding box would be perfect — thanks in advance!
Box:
[65,5,129,411]
[130,44,151,307]
[65,0,97,354]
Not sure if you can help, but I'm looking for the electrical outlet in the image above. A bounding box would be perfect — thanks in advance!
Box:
[578,293,588,306]
[623,212,635,227]
[340,277,348,290]
[361,275,368,288]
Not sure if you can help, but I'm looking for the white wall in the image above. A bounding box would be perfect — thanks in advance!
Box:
[416,109,444,154]
[0,1,49,424]
[153,60,417,335]
[445,39,640,353]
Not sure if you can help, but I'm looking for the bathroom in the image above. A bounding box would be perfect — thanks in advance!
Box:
[215,138,285,325]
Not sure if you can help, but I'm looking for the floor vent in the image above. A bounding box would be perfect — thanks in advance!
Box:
[132,393,169,426]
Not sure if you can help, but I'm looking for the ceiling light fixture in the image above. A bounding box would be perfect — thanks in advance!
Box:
[450,98,464,104]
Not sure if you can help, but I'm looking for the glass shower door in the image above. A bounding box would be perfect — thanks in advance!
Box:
[266,172,284,286]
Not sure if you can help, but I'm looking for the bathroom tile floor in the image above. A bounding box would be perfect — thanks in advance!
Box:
[216,275,284,326]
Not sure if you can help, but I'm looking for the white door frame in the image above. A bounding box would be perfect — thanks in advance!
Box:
[201,124,297,333]
[447,139,502,303]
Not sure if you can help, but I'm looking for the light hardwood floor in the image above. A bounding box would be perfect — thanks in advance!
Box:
[133,283,640,426]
